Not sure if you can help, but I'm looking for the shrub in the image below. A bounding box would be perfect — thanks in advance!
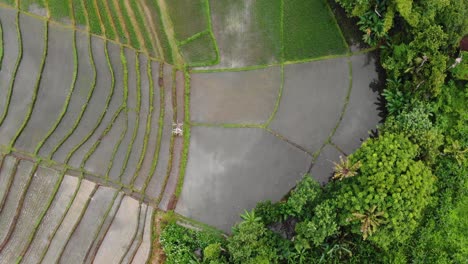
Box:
[160,223,225,264]
[294,200,338,247]
[380,102,443,164]
[335,133,436,248]
[227,220,279,264]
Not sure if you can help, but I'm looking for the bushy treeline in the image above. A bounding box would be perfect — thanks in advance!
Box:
[160,0,467,263]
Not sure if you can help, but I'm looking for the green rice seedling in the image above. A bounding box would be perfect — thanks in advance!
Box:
[117,0,140,50]
[179,32,218,67]
[129,0,156,55]
[82,0,102,35]
[165,0,208,41]
[48,0,72,21]
[149,0,174,64]
[105,0,127,43]
[95,0,116,40]
[19,0,46,11]
[283,0,347,61]
[72,0,87,27]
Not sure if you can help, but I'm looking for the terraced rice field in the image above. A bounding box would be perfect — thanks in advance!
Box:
[0,155,153,263]
[0,6,185,261]
[0,0,166,60]
[0,0,381,256]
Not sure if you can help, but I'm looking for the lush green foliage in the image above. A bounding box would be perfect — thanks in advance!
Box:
[160,223,227,264]
[380,102,443,163]
[284,0,347,61]
[336,133,435,248]
[451,52,468,80]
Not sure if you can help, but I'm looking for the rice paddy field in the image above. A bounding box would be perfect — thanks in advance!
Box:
[0,0,381,261]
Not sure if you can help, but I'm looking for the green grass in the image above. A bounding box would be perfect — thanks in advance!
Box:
[179,33,218,67]
[117,0,141,50]
[165,0,208,41]
[95,0,116,40]
[82,0,102,35]
[48,0,71,21]
[283,0,348,61]
[72,0,87,27]
[106,0,127,43]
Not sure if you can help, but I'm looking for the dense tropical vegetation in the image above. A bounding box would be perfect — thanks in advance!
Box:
[160,0,467,262]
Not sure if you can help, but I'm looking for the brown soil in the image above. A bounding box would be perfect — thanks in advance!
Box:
[151,212,166,264]
[461,35,468,51]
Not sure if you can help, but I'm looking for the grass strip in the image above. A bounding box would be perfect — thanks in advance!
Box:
[0,163,38,251]
[264,64,284,128]
[106,0,128,43]
[49,32,97,159]
[174,70,191,197]
[48,0,71,21]
[9,20,48,148]
[0,10,22,127]
[203,0,220,66]
[15,170,66,264]
[117,0,140,50]
[34,29,78,155]
[177,30,209,47]
[78,40,117,168]
[325,57,354,143]
[72,0,87,27]
[64,40,116,164]
[130,60,154,186]
[95,0,116,40]
[149,0,174,64]
[105,48,128,179]
[141,64,165,195]
[119,54,141,182]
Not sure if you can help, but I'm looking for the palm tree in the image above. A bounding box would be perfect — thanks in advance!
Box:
[351,206,385,240]
[332,156,362,181]
[240,210,261,224]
